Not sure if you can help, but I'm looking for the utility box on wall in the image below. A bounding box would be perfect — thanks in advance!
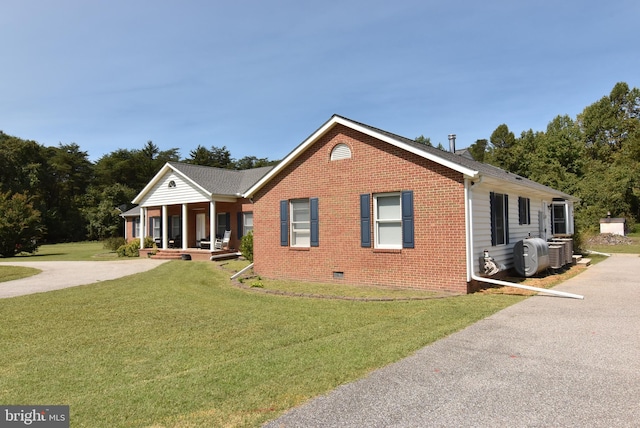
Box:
[599,217,626,236]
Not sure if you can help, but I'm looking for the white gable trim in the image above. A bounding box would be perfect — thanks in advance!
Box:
[132,162,213,205]
[243,115,479,198]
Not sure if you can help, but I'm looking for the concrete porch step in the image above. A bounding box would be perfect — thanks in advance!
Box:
[575,255,591,266]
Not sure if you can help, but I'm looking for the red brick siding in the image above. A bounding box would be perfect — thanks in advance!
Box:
[252,125,469,293]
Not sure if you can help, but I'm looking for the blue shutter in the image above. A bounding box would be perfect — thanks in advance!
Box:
[360,194,371,247]
[310,198,319,247]
[518,197,524,225]
[280,200,288,246]
[504,194,509,244]
[490,192,496,246]
[402,191,414,248]
[237,212,244,239]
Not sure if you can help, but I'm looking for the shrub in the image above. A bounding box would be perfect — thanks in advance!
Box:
[117,240,140,257]
[116,237,157,257]
[240,231,253,262]
[103,237,126,251]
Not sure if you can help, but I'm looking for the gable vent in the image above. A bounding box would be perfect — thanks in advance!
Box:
[330,143,352,161]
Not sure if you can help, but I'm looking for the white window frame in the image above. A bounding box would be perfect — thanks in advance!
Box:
[243,212,253,235]
[290,199,310,247]
[374,193,402,249]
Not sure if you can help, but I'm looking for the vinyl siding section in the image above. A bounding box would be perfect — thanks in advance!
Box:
[470,182,553,274]
[139,171,210,206]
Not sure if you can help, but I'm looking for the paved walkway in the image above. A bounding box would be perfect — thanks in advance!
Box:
[0,259,168,298]
[265,254,640,427]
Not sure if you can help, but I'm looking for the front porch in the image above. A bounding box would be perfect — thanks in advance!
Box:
[141,247,241,261]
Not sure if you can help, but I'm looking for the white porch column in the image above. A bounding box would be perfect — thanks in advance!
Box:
[209,201,216,243]
[140,207,146,249]
[182,204,188,250]
[162,205,169,249]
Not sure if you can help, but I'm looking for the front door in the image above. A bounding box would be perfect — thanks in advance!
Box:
[196,213,206,241]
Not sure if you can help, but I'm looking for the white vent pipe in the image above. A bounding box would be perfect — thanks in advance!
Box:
[464,179,583,299]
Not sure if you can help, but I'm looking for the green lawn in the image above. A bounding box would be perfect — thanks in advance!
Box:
[0,259,526,427]
[14,241,118,261]
[0,265,41,282]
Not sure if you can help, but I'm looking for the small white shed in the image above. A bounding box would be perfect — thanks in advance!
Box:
[600,217,626,236]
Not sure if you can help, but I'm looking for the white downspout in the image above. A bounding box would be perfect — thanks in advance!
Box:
[465,178,583,300]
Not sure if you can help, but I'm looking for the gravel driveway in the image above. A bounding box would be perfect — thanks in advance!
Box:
[265,254,640,427]
[0,259,168,298]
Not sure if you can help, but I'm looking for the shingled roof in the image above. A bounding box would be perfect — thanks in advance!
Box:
[168,162,273,196]
[245,114,576,201]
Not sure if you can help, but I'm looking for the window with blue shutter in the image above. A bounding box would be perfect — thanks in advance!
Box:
[360,194,371,247]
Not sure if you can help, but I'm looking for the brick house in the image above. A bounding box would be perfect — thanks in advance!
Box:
[122,162,271,259]
[243,115,577,294]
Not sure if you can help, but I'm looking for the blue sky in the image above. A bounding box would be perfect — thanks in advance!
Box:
[2,0,638,162]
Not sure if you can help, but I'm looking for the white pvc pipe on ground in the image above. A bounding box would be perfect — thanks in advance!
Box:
[231,262,254,280]
[471,273,584,299]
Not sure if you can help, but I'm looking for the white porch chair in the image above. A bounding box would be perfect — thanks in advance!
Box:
[214,230,231,250]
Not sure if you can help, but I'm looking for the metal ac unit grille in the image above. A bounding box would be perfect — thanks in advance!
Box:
[549,245,564,269]
[552,238,573,265]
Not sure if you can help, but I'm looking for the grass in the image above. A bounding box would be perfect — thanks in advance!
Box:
[0,265,41,282]
[14,241,118,261]
[0,258,526,427]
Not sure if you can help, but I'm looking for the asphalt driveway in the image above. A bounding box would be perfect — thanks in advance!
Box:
[265,254,640,427]
[0,259,168,298]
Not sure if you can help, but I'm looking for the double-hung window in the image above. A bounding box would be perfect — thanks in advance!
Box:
[280,198,319,247]
[361,191,414,249]
[150,216,162,240]
[490,192,509,246]
[518,197,531,225]
[375,193,402,249]
[290,199,310,247]
[243,212,253,235]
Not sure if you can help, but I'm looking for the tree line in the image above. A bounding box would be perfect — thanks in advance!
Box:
[470,82,640,234]
[1,82,638,256]
[414,82,640,236]
[0,138,277,256]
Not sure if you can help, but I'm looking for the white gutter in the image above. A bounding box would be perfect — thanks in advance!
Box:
[465,178,584,300]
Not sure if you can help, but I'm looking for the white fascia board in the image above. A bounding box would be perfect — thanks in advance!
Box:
[244,115,479,197]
